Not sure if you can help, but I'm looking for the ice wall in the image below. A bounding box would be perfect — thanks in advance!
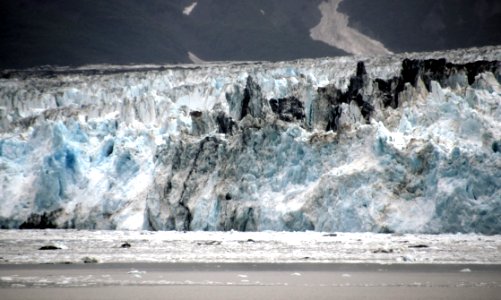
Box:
[1,47,500,233]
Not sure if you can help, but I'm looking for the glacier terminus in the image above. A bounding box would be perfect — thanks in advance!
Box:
[0,46,500,234]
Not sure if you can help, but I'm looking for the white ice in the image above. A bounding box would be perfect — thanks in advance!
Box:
[0,46,500,234]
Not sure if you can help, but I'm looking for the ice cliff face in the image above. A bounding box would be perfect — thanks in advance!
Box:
[1,47,500,233]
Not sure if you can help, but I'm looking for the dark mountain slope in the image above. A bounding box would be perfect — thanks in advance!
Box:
[338,0,501,53]
[0,0,345,69]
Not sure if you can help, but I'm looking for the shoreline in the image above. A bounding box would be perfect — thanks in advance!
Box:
[2,262,500,300]
[2,262,501,268]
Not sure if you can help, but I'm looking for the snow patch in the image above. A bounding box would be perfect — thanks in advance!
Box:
[310,0,392,55]
[188,51,206,64]
[183,2,198,16]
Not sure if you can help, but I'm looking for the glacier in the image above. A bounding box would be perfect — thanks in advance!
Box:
[0,46,500,233]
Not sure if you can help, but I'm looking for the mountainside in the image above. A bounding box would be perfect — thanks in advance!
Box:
[0,0,344,69]
[1,46,500,233]
[2,0,501,69]
[339,0,501,53]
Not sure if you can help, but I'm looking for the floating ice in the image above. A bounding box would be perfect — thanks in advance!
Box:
[0,230,500,264]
